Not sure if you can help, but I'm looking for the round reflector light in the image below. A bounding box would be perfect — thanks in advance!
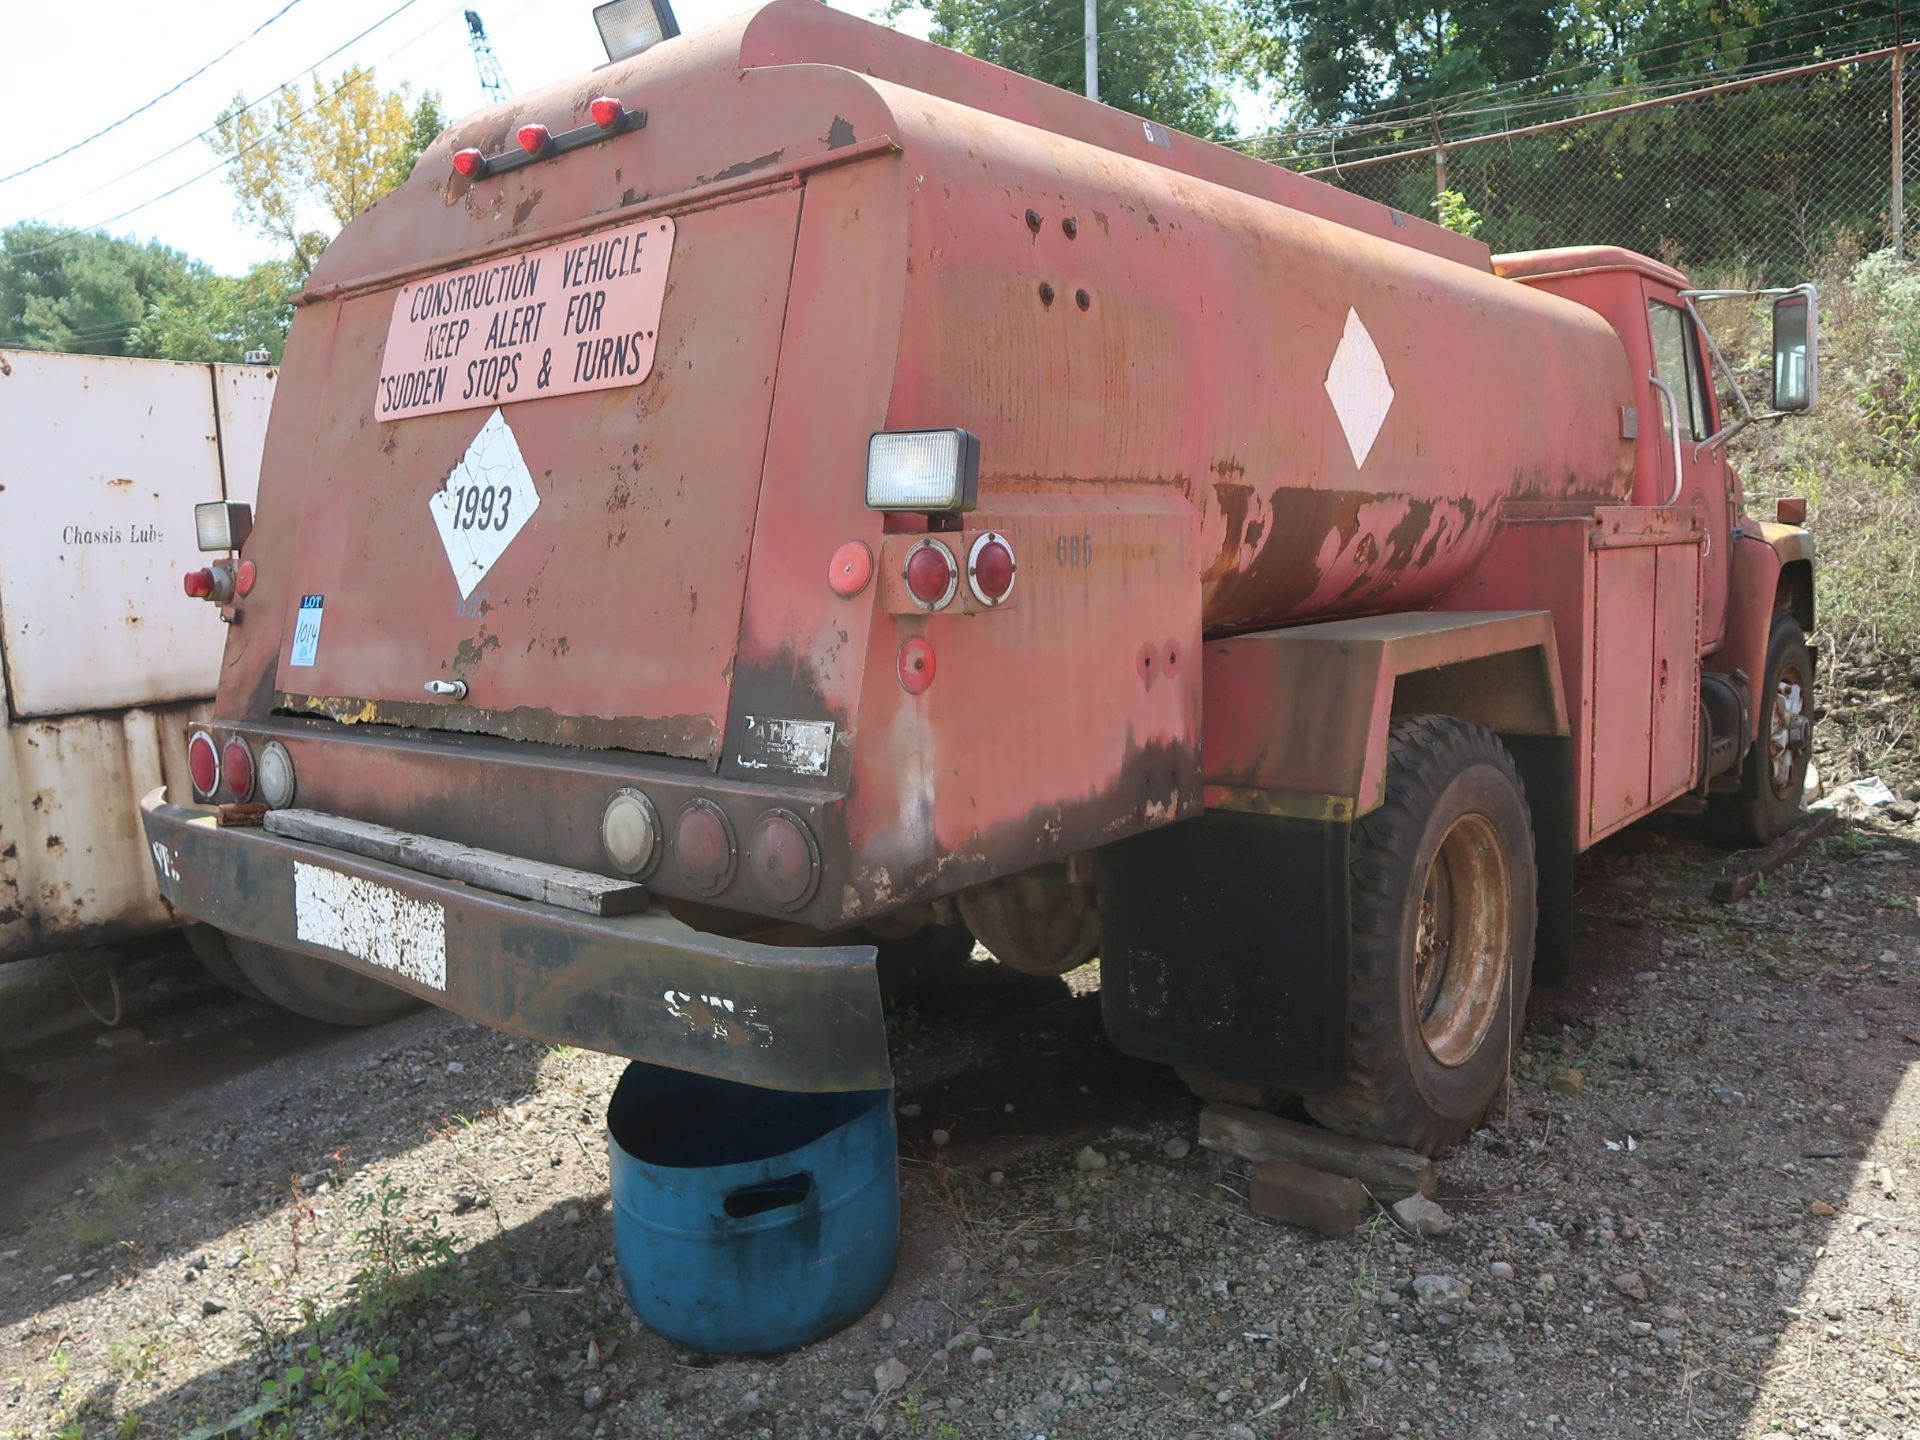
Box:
[749,810,820,909]
[515,123,550,155]
[187,732,219,799]
[183,567,216,599]
[257,741,296,809]
[903,538,958,610]
[451,147,485,179]
[828,540,874,598]
[222,739,255,801]
[967,532,1017,605]
[898,636,937,694]
[674,800,736,895]
[589,96,625,129]
[602,789,661,877]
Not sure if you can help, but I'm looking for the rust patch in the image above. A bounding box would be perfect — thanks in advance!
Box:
[825,116,857,149]
[697,150,785,186]
[842,735,1202,922]
[451,632,502,677]
[513,189,543,227]
[275,691,720,760]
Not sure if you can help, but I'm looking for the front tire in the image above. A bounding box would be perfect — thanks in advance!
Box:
[1304,716,1536,1155]
[197,931,420,1027]
[1708,614,1814,847]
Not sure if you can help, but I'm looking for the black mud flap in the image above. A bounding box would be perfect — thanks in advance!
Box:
[1096,811,1349,1094]
[1502,733,1575,987]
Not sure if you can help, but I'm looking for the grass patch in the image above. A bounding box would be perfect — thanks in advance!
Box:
[65,1155,204,1250]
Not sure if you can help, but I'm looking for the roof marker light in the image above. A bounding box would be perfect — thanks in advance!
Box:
[452,147,486,179]
[589,96,626,129]
[515,123,551,156]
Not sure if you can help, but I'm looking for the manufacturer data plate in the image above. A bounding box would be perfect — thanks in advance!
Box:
[375,216,674,422]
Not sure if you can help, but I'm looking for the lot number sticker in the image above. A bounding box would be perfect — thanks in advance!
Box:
[289,594,324,667]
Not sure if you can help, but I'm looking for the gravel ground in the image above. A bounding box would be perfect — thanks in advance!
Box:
[3,799,1917,1440]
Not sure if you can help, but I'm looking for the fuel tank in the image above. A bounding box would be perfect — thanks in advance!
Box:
[861,77,1638,633]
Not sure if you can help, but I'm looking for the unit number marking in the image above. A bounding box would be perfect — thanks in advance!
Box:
[1056,533,1095,567]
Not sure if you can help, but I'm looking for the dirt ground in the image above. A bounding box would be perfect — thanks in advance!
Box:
[2,797,1917,1440]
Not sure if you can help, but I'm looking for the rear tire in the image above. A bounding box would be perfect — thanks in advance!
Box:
[184,925,267,1002]
[1707,614,1813,848]
[1304,716,1535,1156]
[200,931,420,1027]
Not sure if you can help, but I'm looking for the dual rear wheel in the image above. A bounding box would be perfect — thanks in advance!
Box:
[187,928,419,1026]
[1303,716,1536,1154]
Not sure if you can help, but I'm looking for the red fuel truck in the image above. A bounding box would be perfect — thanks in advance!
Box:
[146,0,1819,1153]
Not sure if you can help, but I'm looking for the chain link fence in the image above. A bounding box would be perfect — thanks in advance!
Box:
[1258,44,1920,283]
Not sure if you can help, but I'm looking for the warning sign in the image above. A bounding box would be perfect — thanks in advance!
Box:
[374,216,674,422]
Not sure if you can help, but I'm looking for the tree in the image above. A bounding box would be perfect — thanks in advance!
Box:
[136,258,299,363]
[907,0,1255,140]
[211,69,444,272]
[0,223,207,357]
[1252,0,1556,127]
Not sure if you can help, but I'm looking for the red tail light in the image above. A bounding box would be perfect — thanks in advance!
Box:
[222,739,255,802]
[903,539,958,610]
[516,123,551,156]
[187,732,219,799]
[183,568,216,599]
[589,96,625,129]
[967,533,1017,605]
[1776,496,1807,525]
[451,147,486,179]
[674,800,736,895]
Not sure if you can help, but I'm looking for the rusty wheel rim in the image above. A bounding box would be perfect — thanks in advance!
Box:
[1411,813,1512,1068]
[1768,662,1809,798]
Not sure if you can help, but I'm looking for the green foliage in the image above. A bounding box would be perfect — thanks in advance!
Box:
[1433,187,1482,235]
[348,1173,459,1314]
[135,258,297,363]
[900,0,1255,139]
[212,68,441,271]
[1733,247,1920,654]
[0,223,207,356]
[392,92,449,192]
[263,1342,401,1430]
[1253,0,1554,125]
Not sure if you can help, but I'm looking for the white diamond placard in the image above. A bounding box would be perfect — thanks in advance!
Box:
[428,407,540,599]
[1324,308,1395,469]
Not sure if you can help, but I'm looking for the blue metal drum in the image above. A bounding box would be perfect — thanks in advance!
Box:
[605,1062,898,1354]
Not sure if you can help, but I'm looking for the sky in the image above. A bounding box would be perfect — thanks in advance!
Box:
[0,0,921,276]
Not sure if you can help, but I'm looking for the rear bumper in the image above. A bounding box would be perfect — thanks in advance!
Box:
[139,789,888,1092]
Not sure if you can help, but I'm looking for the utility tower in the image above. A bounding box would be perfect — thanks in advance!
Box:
[465,10,511,102]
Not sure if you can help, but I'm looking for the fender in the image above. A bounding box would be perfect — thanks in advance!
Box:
[1200,610,1569,821]
[1715,523,1814,735]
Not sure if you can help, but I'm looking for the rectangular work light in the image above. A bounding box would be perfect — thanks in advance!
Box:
[593,0,680,62]
[193,501,253,553]
[865,429,981,514]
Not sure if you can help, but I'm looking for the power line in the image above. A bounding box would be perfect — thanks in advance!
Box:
[0,0,311,187]
[21,0,439,229]
[6,61,407,264]
[1228,7,1899,158]
[1234,0,1891,150]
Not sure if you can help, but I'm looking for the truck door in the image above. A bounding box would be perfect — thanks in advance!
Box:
[1643,288,1730,650]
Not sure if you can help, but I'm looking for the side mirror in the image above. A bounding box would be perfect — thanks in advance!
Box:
[1771,286,1818,413]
